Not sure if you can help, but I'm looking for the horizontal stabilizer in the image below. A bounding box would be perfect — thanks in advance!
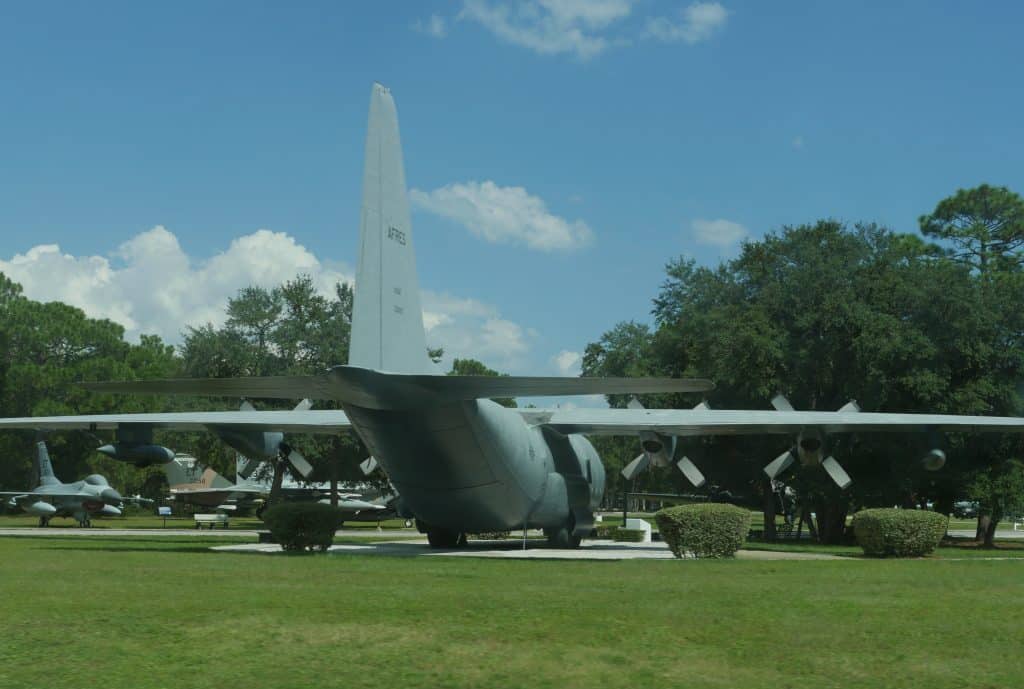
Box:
[83,366,714,410]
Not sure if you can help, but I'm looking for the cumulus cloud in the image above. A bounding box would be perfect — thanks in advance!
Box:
[690,218,748,247]
[422,291,533,372]
[458,0,637,60]
[0,227,351,342]
[414,14,448,38]
[410,180,593,251]
[645,2,729,44]
[552,349,582,375]
[0,226,545,373]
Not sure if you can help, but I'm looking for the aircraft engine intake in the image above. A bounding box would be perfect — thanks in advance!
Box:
[922,448,946,471]
[621,398,707,487]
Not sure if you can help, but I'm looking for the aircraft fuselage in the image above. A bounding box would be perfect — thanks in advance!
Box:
[344,398,605,538]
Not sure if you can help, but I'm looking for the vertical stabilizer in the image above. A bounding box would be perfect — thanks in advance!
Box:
[36,442,59,486]
[349,83,433,374]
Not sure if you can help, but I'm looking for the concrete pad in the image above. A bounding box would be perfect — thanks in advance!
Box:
[211,538,845,561]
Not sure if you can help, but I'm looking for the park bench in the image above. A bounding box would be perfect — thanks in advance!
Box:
[194,513,229,529]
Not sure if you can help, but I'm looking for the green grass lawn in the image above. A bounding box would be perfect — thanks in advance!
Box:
[1,535,1023,689]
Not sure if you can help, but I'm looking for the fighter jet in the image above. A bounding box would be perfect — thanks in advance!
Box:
[163,455,391,522]
[5,84,1024,548]
[1,442,147,526]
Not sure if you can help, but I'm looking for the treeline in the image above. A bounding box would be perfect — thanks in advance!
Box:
[583,184,1024,544]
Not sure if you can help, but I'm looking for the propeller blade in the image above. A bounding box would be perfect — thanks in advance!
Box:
[360,456,379,476]
[838,400,861,413]
[822,456,853,489]
[236,456,258,479]
[770,394,795,412]
[287,449,314,479]
[621,454,650,481]
[692,401,710,410]
[676,456,706,487]
[293,398,314,411]
[239,400,256,412]
[627,397,645,410]
[764,450,796,479]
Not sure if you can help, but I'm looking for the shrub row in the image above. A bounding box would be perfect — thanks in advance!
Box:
[655,503,750,558]
[262,502,346,553]
[611,527,647,542]
[852,508,947,557]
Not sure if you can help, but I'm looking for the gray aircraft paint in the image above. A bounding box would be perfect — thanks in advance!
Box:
[342,84,603,543]
[0,442,131,526]
[350,83,433,375]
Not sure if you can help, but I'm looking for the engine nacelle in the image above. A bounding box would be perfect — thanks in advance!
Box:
[922,449,946,471]
[638,431,676,467]
[213,428,283,460]
[795,430,825,466]
[97,443,175,467]
[99,504,122,517]
[25,501,57,516]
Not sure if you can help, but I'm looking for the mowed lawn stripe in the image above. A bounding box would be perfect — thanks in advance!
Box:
[0,537,1020,689]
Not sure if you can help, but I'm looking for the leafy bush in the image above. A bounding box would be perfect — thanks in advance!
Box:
[852,508,947,557]
[611,528,646,542]
[472,531,511,540]
[262,502,346,553]
[593,523,619,539]
[655,503,751,558]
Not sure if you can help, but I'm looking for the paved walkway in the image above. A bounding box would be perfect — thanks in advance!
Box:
[211,538,845,561]
[0,527,421,538]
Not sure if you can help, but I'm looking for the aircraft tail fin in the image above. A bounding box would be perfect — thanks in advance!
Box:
[36,442,59,486]
[349,83,433,375]
[163,457,234,490]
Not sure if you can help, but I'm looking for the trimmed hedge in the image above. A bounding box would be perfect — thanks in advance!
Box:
[852,508,947,557]
[262,502,346,553]
[611,528,647,542]
[593,523,619,539]
[655,503,751,558]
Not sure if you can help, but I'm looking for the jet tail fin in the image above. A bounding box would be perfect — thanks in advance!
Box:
[35,442,59,486]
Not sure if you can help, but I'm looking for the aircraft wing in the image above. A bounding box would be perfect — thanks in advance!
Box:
[0,410,351,433]
[171,486,264,495]
[0,491,89,499]
[518,408,1024,436]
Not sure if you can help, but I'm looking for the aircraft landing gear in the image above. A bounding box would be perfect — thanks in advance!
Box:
[426,529,467,549]
[38,516,50,527]
[544,521,582,549]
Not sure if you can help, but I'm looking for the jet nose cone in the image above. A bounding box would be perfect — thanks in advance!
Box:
[101,487,122,503]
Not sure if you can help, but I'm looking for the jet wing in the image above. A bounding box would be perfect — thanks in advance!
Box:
[171,486,264,495]
[0,491,90,499]
[518,408,1024,436]
[0,410,351,433]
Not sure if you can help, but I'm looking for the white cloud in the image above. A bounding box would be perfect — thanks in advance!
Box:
[422,291,533,373]
[645,2,729,44]
[690,218,748,247]
[0,226,557,376]
[458,0,636,60]
[552,349,582,375]
[414,14,448,38]
[0,227,352,342]
[410,180,593,251]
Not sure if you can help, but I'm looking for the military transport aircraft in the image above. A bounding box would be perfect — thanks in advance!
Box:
[3,84,1024,548]
[1,442,148,526]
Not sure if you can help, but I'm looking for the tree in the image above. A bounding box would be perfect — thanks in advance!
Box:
[969,459,1024,547]
[448,358,517,408]
[920,184,1024,273]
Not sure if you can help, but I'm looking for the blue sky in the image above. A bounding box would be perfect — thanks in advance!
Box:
[1,1,1021,381]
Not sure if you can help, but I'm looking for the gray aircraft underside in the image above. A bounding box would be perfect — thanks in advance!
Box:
[3,84,1024,547]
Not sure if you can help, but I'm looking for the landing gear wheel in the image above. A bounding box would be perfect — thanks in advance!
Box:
[427,529,466,548]
[544,526,571,548]
[38,516,50,527]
